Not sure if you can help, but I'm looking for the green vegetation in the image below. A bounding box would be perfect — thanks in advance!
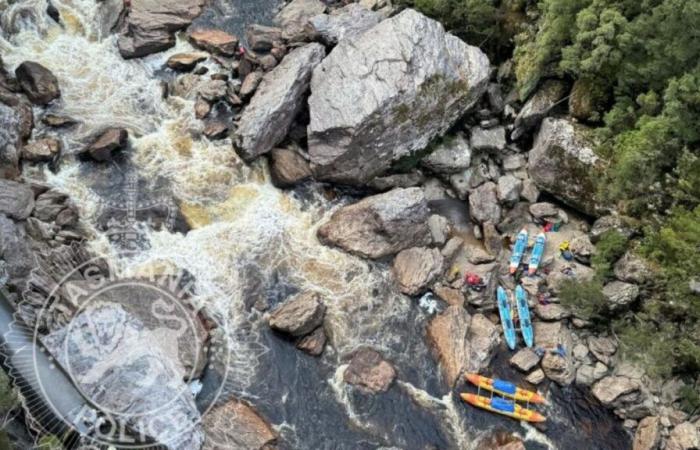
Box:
[405,0,699,403]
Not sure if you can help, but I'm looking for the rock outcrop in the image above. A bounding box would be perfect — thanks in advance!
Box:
[235,43,325,161]
[392,247,444,295]
[528,118,605,216]
[307,9,489,184]
[317,187,431,259]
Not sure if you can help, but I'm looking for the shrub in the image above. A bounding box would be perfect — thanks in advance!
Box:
[590,229,628,280]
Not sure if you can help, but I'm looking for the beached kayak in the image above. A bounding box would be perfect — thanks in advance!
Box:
[509,229,528,274]
[497,286,517,350]
[528,232,546,275]
[515,285,534,347]
[460,393,546,422]
[464,373,545,404]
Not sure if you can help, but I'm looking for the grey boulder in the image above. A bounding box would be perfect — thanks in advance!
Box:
[470,126,505,152]
[317,187,431,259]
[235,43,325,161]
[469,181,501,224]
[421,134,471,174]
[307,9,489,184]
[308,3,383,45]
[274,0,327,41]
[603,281,639,310]
[0,179,34,220]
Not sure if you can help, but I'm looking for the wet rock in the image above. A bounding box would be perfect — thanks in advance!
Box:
[427,307,499,387]
[21,137,60,163]
[633,416,661,450]
[201,398,277,450]
[198,79,227,102]
[270,147,312,188]
[317,187,431,259]
[526,369,545,385]
[274,0,327,41]
[511,80,567,140]
[118,0,205,59]
[203,121,229,140]
[32,189,67,222]
[308,3,383,45]
[188,29,238,56]
[166,53,207,71]
[535,303,571,321]
[245,24,283,52]
[510,348,540,372]
[0,215,35,283]
[296,326,326,356]
[235,43,325,161]
[529,118,604,216]
[14,61,60,105]
[666,422,700,450]
[83,127,128,161]
[307,9,489,184]
[421,134,471,175]
[343,347,396,394]
[42,114,77,128]
[0,102,25,179]
[588,336,617,366]
[392,247,444,295]
[268,291,326,337]
[614,251,652,284]
[497,174,522,206]
[603,281,639,310]
[469,182,501,224]
[592,376,640,406]
[0,180,34,220]
[470,126,505,152]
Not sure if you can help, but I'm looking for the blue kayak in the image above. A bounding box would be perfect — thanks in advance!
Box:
[528,233,546,275]
[497,287,517,350]
[515,285,534,348]
[509,229,528,274]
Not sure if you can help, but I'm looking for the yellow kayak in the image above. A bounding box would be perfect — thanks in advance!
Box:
[460,393,546,423]
[465,373,546,404]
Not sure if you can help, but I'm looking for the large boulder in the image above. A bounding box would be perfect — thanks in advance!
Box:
[117,0,205,59]
[317,187,431,259]
[307,9,489,184]
[201,398,277,450]
[0,179,34,220]
[426,307,499,387]
[343,347,396,394]
[392,247,444,295]
[592,376,640,406]
[665,422,700,450]
[14,62,61,105]
[267,291,326,337]
[235,43,325,161]
[633,416,661,450]
[308,3,383,45]
[528,118,605,216]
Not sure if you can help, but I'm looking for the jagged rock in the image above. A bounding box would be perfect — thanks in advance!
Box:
[275,0,327,41]
[245,24,282,52]
[441,236,464,260]
[235,43,325,161]
[343,348,396,394]
[0,103,22,179]
[497,174,522,205]
[308,3,383,45]
[198,79,227,102]
[470,126,505,152]
[369,172,426,191]
[269,147,312,188]
[188,29,238,56]
[535,303,571,321]
[481,221,502,256]
[590,214,636,242]
[511,80,567,140]
[529,201,559,219]
[510,348,540,372]
[469,182,501,224]
[614,251,652,284]
[603,281,639,310]
[267,291,325,337]
[22,137,60,162]
[32,189,67,222]
[43,114,76,128]
[317,187,431,259]
[526,369,545,385]
[520,179,540,203]
[542,352,575,385]
[463,241,494,264]
[0,215,35,283]
[433,285,464,307]
[502,154,526,171]
[427,307,499,387]
[117,0,204,59]
[166,53,207,71]
[203,121,229,140]
[633,416,661,450]
[83,128,128,161]
[665,422,700,450]
[14,62,61,105]
[592,376,640,406]
[428,214,449,245]
[573,343,589,360]
[307,9,489,184]
[421,134,471,174]
[570,234,595,263]
[576,362,608,386]
[0,180,34,220]
[25,217,55,241]
[528,118,604,216]
[588,336,617,365]
[202,398,277,450]
[392,247,444,295]
[296,327,326,356]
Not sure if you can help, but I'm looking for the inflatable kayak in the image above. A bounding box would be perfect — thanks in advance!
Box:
[460,393,546,422]
[464,373,546,404]
[497,286,517,350]
[509,229,528,274]
[528,232,546,275]
[515,285,534,348]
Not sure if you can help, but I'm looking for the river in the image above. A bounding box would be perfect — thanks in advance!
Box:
[0,1,630,449]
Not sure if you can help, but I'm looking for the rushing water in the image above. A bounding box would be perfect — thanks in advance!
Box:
[0,1,630,449]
